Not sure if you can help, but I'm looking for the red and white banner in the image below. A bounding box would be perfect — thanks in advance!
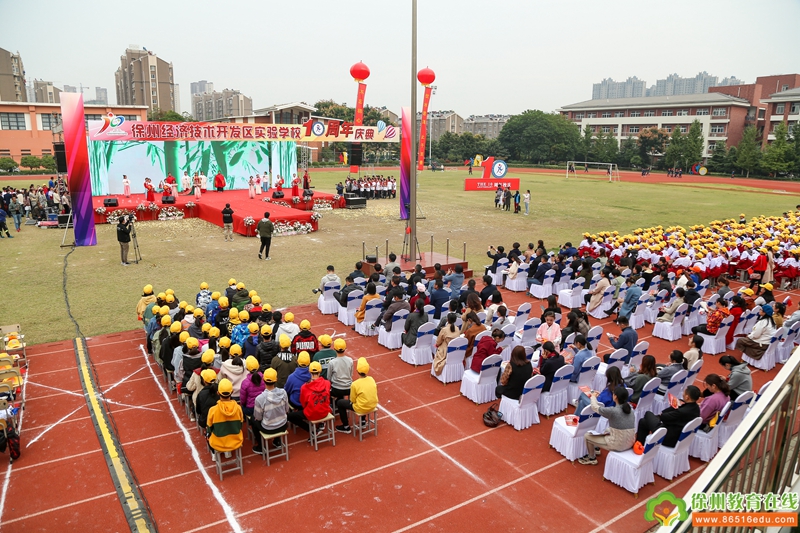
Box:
[464,178,520,191]
[417,86,432,170]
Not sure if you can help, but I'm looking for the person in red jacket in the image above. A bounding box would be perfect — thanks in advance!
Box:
[749,251,768,292]
[214,172,226,192]
[291,320,319,356]
[469,329,505,372]
[287,361,331,434]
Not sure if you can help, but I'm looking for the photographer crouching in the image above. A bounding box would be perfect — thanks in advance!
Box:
[117,215,133,266]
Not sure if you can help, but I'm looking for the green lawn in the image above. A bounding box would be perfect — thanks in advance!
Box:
[0,168,794,344]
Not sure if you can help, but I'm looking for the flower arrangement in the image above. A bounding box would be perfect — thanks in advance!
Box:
[158,206,185,220]
[95,207,107,215]
[106,209,137,225]
[273,220,314,236]
[310,212,322,221]
[136,203,147,211]
[272,201,291,208]
[148,202,160,212]
[186,202,196,208]
[333,194,341,201]
[313,199,333,211]
[262,197,271,203]
[243,216,255,227]
[292,196,301,204]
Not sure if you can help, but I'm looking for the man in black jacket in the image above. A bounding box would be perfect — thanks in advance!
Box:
[334,276,359,307]
[221,203,234,242]
[636,385,701,448]
[116,215,132,266]
[458,278,478,311]
[485,245,506,274]
[479,275,496,307]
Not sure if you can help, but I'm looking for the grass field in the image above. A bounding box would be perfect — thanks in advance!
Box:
[0,168,794,344]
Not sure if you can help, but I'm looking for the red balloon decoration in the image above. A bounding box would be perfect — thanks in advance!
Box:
[350,61,370,82]
[417,67,436,86]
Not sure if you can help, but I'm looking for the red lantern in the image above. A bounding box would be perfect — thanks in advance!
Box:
[350,61,370,82]
[417,67,436,87]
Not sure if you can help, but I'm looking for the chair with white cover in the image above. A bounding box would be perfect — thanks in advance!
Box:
[400,322,436,366]
[742,329,783,372]
[514,318,541,346]
[743,305,762,333]
[337,290,363,326]
[477,311,487,325]
[624,341,649,378]
[667,272,675,284]
[465,329,492,369]
[681,300,702,336]
[529,269,556,299]
[654,417,702,480]
[511,302,531,325]
[652,370,688,415]
[698,315,733,355]
[746,381,771,416]
[423,305,436,325]
[645,290,668,324]
[697,279,710,297]
[505,262,530,292]
[538,365,574,416]
[353,277,367,288]
[690,402,729,462]
[593,349,627,391]
[317,281,341,314]
[497,323,518,361]
[432,337,467,384]
[635,277,646,289]
[490,258,509,286]
[568,356,600,404]
[549,405,600,461]
[628,294,649,331]
[355,299,382,336]
[376,285,387,298]
[582,275,601,300]
[717,391,754,448]
[460,354,502,404]
[553,268,573,294]
[377,309,408,350]
[603,427,667,495]
[633,378,662,425]
[588,285,616,320]
[777,323,800,364]
[584,325,604,357]
[652,303,688,342]
[558,277,585,309]
[685,359,703,388]
[732,308,755,338]
[499,375,545,430]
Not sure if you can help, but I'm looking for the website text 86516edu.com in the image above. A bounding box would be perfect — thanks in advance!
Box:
[693,513,798,527]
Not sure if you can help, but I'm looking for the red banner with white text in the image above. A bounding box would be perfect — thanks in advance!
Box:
[351,82,367,172]
[464,178,520,191]
[417,86,432,170]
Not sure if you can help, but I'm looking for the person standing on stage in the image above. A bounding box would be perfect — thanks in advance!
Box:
[144,178,155,202]
[255,174,262,196]
[199,171,207,193]
[302,170,310,190]
[257,212,274,260]
[182,171,191,193]
[291,174,300,197]
[122,175,131,198]
[214,171,226,192]
[222,204,234,242]
[248,176,256,199]
[193,173,202,200]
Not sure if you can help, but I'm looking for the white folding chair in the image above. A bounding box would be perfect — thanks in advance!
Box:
[732,308,755,338]
[511,302,531,325]
[582,274,601,301]
[568,356,600,404]
[353,277,367,288]
[337,289,363,326]
[585,325,603,357]
[652,370,689,415]
[499,375,545,430]
[685,359,703,387]
[400,322,436,366]
[538,365,574,416]
[645,290,668,324]
[629,294,650,331]
[593,349,627,391]
[603,427,667,495]
[558,277,584,309]
[423,305,436,325]
[376,285,387,298]
[624,341,649,378]
[553,268,573,294]
[698,315,733,355]
[652,303,688,342]
[742,329,783,372]
[654,417,702,480]
[549,405,600,461]
[777,323,800,364]
[477,311,487,325]
[460,354,502,404]
[490,258,509,286]
[690,402,729,462]
[505,263,529,292]
[633,377,662,425]
[717,391,754,447]
[529,269,556,299]
[514,318,541,346]
[746,381,772,416]
[377,309,408,350]
[682,301,702,336]
[588,285,616,320]
[317,281,341,315]
[432,337,467,384]
[498,323,518,361]
[355,299,382,336]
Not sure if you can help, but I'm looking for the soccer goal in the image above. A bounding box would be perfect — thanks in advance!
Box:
[566,161,620,182]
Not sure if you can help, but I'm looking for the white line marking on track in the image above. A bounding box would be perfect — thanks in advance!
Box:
[0,362,27,522]
[26,406,84,448]
[138,344,244,533]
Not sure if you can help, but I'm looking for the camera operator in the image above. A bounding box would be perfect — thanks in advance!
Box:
[117,215,133,266]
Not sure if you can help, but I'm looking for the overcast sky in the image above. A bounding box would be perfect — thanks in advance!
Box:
[3,0,799,117]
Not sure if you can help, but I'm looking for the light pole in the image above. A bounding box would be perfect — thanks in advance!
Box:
[409,0,418,259]
[428,85,437,166]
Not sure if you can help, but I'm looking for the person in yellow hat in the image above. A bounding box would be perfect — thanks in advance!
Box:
[255,324,277,368]
[225,308,241,338]
[160,320,183,369]
[231,282,251,311]
[207,378,244,461]
[196,282,212,311]
[206,291,222,325]
[188,308,206,338]
[274,311,300,341]
[242,322,261,359]
[214,296,230,330]
[239,356,265,428]
[225,279,238,300]
[313,335,337,380]
[284,351,312,409]
[230,310,251,346]
[335,357,378,433]
[144,305,162,355]
[291,319,319,356]
[186,350,220,419]
[271,334,297,388]
[287,361,331,435]
[177,337,204,394]
[758,283,775,304]
[195,368,220,433]
[327,339,353,423]
[247,295,264,322]
[152,313,173,363]
[218,344,246,400]
[252,368,290,453]
[137,284,157,322]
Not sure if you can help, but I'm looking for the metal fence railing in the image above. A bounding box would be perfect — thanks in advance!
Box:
[662,345,800,533]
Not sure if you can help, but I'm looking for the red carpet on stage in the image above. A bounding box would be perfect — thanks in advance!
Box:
[91,189,341,236]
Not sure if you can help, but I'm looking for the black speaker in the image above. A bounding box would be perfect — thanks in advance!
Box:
[103,198,118,207]
[272,191,284,199]
[162,196,176,204]
[53,142,68,173]
[365,255,377,264]
[348,143,363,166]
[303,189,314,198]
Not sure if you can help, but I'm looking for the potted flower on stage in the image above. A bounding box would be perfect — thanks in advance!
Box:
[243,216,255,237]
[185,201,196,218]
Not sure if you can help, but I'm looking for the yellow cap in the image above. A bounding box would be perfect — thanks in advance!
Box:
[248,290,257,298]
[219,336,231,348]
[248,322,259,334]
[279,334,291,348]
[201,369,217,384]
[228,278,236,286]
[260,324,273,336]
[201,350,215,364]
[209,327,220,338]
[263,368,278,383]
[165,289,175,295]
[334,338,347,352]
[297,351,310,366]
[300,319,311,330]
[201,322,212,333]
[218,297,229,308]
[166,294,175,303]
[193,308,204,318]
[357,357,370,374]
[200,282,209,290]
[185,305,195,314]
[251,295,261,305]
[229,344,242,356]
[170,322,182,333]
[143,284,153,295]
[318,334,332,347]
[211,291,221,301]
[179,301,187,309]
[285,312,294,322]
[217,378,233,395]
[236,282,245,290]
[157,292,166,300]
[263,303,272,312]
[238,310,249,322]
[151,305,161,315]
[309,361,322,374]
[179,331,190,343]
[245,356,259,372]
[229,308,239,319]
[161,315,172,327]
[186,337,199,350]
[159,306,170,316]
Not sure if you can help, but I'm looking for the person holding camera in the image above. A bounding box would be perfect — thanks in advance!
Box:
[117,215,132,266]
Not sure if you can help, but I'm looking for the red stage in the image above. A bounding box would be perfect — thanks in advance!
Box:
[91,189,343,236]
